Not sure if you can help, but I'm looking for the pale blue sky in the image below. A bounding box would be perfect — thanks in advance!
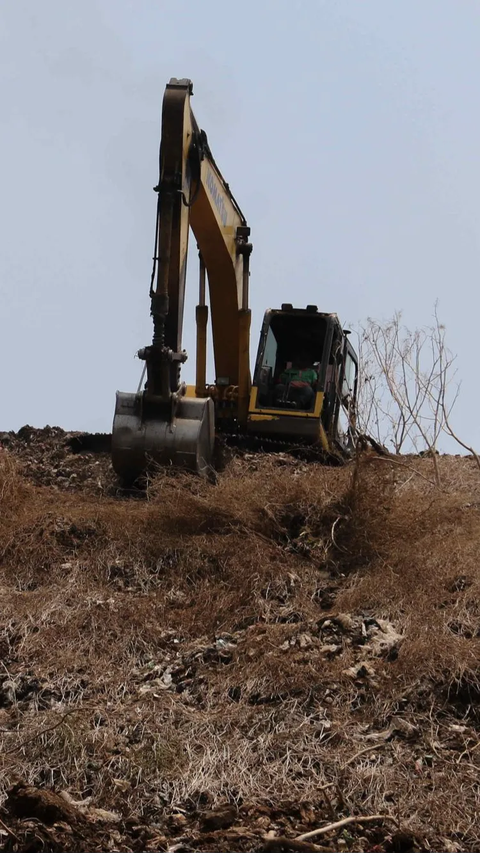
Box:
[1,1,479,446]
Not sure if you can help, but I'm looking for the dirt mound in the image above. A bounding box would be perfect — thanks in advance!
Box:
[0,428,480,851]
[0,425,114,494]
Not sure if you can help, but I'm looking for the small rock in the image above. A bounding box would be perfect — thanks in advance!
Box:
[89,807,121,822]
[59,790,92,810]
[162,667,173,687]
[199,804,237,831]
[386,830,417,852]
[112,778,131,791]
[320,643,340,656]
[447,575,472,593]
[6,782,84,826]
[389,716,419,740]
[215,636,236,650]
[169,813,188,830]
[343,661,376,679]
[366,620,403,658]
[441,839,463,853]
[333,613,356,632]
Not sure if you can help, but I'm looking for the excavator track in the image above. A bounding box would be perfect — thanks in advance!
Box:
[220,432,347,465]
[68,430,346,468]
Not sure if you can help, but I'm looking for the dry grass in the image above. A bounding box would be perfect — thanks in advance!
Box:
[1,441,480,850]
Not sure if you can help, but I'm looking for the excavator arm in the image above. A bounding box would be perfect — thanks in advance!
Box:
[190,132,252,417]
[111,78,252,481]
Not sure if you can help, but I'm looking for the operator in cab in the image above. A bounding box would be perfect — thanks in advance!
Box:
[275,352,317,410]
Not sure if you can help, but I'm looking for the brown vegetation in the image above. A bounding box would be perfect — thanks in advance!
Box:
[0,428,479,851]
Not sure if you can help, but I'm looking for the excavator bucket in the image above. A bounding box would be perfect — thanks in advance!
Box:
[111,392,215,483]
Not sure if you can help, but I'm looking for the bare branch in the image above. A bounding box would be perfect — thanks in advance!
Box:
[296,814,397,841]
[352,306,477,478]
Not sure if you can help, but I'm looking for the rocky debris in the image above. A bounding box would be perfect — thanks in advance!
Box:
[0,425,114,493]
[318,614,404,660]
[126,612,405,707]
[367,619,404,658]
[343,660,378,681]
[363,716,420,743]
[0,672,65,711]
[59,791,121,823]
[276,614,403,671]
[0,791,399,853]
[447,575,473,593]
[387,716,419,740]
[130,632,239,702]
[0,745,467,852]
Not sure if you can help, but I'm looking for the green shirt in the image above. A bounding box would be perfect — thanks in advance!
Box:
[280,368,317,385]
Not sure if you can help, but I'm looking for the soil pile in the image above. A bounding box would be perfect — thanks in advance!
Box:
[0,427,479,852]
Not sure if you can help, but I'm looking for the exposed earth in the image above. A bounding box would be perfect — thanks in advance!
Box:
[0,426,479,852]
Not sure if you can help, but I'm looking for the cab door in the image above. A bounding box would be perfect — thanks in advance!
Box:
[335,339,358,450]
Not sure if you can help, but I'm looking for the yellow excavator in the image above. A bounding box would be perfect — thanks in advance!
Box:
[111,78,358,481]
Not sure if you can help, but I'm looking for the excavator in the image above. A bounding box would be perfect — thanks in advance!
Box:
[111,78,358,482]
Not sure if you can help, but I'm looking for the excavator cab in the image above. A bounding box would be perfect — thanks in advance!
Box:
[247,305,358,454]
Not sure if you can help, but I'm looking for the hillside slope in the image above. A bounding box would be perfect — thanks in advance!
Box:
[0,428,479,852]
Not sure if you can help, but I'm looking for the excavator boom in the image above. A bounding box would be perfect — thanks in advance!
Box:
[112,78,252,481]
